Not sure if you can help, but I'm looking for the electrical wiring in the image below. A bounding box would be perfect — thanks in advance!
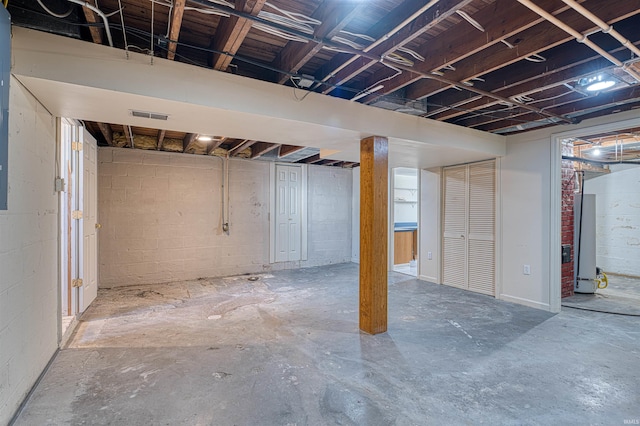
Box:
[396,46,425,62]
[118,0,129,57]
[456,10,485,32]
[37,0,73,18]
[252,23,309,42]
[262,2,321,27]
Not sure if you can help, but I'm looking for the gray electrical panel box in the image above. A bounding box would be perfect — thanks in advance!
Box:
[0,6,10,210]
[561,244,572,264]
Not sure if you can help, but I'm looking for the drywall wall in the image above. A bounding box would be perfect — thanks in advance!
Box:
[419,168,441,283]
[584,164,640,277]
[98,148,352,286]
[0,77,58,424]
[500,134,552,310]
[393,172,418,223]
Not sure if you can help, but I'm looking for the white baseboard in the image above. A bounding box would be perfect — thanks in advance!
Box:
[499,294,551,311]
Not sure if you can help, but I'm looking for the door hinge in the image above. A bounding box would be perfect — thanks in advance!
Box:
[72,278,83,288]
[72,210,83,219]
[72,141,83,151]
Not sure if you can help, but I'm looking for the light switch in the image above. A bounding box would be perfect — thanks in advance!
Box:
[523,264,531,275]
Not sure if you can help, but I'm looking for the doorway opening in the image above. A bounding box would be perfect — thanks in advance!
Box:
[59,119,99,337]
[559,129,640,314]
[393,168,419,277]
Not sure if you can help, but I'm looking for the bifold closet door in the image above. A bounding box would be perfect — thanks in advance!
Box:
[467,161,495,296]
[442,165,468,290]
[442,160,496,295]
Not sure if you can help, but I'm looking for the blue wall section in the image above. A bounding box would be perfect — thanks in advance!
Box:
[0,6,10,210]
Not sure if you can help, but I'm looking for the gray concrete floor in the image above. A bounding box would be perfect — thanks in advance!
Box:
[562,275,640,316]
[14,264,640,425]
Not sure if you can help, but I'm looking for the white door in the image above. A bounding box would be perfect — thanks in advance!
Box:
[442,165,468,290]
[80,129,98,311]
[442,160,496,295]
[275,164,302,262]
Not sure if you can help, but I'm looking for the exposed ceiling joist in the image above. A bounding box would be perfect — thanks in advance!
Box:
[97,122,113,146]
[229,139,257,155]
[211,0,267,71]
[405,0,639,101]
[279,145,305,158]
[124,125,134,148]
[166,0,187,61]
[183,133,197,152]
[251,142,281,158]
[157,129,166,150]
[297,154,323,164]
[207,137,227,155]
[81,0,104,45]
[322,0,469,94]
[272,0,362,84]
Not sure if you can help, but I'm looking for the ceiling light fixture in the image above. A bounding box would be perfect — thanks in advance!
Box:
[580,74,616,92]
[197,135,213,142]
[593,148,601,156]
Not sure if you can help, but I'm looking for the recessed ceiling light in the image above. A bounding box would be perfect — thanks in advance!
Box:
[581,74,616,92]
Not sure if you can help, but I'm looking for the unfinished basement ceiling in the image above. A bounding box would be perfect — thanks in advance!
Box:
[8,0,640,141]
[83,122,359,167]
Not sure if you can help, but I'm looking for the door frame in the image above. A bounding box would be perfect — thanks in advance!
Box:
[269,162,308,263]
[549,114,640,312]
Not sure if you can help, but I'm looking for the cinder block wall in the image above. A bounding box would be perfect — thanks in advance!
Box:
[0,78,59,424]
[98,148,352,287]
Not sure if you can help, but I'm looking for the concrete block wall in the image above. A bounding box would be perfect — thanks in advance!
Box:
[585,164,640,277]
[98,148,352,287]
[0,78,59,424]
[561,142,575,298]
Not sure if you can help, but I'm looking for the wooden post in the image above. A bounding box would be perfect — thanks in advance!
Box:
[359,136,388,334]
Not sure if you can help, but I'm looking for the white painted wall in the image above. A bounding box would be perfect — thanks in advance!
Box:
[352,167,360,264]
[393,172,418,223]
[419,168,441,283]
[584,164,640,277]
[98,148,352,286]
[0,77,58,424]
[500,134,553,310]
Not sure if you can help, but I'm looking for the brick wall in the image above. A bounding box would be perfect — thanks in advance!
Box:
[561,142,575,298]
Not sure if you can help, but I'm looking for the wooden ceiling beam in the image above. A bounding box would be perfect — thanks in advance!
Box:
[81,0,104,45]
[356,0,589,105]
[278,145,305,158]
[297,154,323,164]
[183,133,197,152]
[272,0,363,84]
[476,86,640,132]
[96,122,113,146]
[211,0,266,71]
[404,0,640,102]
[157,129,166,150]
[322,0,470,95]
[313,0,439,91]
[428,30,639,121]
[251,142,281,158]
[229,139,256,155]
[167,0,187,61]
[207,137,227,155]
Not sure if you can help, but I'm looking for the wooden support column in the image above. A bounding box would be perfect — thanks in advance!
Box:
[359,136,388,335]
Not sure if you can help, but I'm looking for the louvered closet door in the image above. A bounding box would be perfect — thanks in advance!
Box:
[442,165,468,290]
[467,160,495,295]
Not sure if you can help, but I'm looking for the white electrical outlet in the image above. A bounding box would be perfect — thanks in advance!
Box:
[428,251,432,260]
[523,264,531,275]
